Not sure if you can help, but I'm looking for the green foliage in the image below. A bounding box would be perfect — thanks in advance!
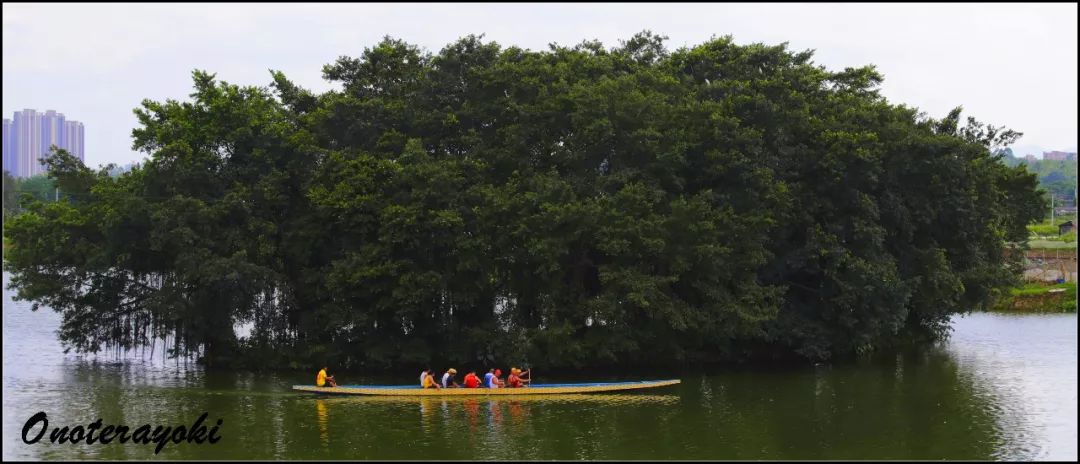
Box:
[3,171,58,217]
[1028,223,1059,236]
[1027,214,1078,245]
[2,33,1047,369]
[1027,240,1077,250]
[992,282,1076,313]
[1002,155,1077,203]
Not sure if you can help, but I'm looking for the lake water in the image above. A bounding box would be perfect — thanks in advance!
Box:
[2,271,1076,460]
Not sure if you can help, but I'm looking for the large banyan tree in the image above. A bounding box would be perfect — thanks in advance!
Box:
[3,32,1045,369]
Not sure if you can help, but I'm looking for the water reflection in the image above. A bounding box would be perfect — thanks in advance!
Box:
[486,398,501,430]
[316,399,328,448]
[507,401,525,426]
[947,313,1078,461]
[418,397,433,433]
[465,398,480,431]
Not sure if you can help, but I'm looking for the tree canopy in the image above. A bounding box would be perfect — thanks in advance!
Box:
[2,33,1046,370]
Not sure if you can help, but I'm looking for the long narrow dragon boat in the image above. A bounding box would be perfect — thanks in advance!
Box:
[292,379,680,396]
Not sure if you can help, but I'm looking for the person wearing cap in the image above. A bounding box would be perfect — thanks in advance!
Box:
[507,368,526,388]
[441,368,461,388]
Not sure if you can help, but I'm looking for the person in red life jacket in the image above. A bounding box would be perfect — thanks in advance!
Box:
[507,368,525,388]
[492,368,505,388]
[463,370,481,388]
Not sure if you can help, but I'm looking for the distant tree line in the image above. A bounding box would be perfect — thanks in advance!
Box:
[999,148,1077,205]
[2,33,1046,370]
[4,164,139,218]
[3,171,57,217]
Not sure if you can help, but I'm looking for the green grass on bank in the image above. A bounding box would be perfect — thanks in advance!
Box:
[1028,214,1077,238]
[1029,223,1060,236]
[1035,230,1078,243]
[1026,214,1076,250]
[1010,281,1075,296]
[994,282,1077,313]
[1028,240,1078,250]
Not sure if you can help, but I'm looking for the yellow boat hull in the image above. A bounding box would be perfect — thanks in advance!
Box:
[292,379,681,396]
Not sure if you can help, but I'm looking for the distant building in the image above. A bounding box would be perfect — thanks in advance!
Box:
[38,110,65,177]
[0,109,85,178]
[12,109,39,177]
[1060,221,1075,236]
[1024,154,1038,162]
[1043,151,1077,161]
[64,120,85,163]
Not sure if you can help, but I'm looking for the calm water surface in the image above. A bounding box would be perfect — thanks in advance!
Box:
[3,272,1076,460]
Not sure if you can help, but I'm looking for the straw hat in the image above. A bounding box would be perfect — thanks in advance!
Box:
[448,368,457,374]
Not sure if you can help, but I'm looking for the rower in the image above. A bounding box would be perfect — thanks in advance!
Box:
[483,368,499,388]
[463,370,481,388]
[422,368,442,389]
[441,368,460,388]
[507,368,525,388]
[316,366,337,388]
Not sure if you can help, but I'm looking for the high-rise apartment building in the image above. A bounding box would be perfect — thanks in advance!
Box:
[1043,151,1077,161]
[64,120,85,164]
[1,109,85,177]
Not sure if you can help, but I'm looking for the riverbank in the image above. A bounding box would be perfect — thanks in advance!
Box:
[993,282,1077,313]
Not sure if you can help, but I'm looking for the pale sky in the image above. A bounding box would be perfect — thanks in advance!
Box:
[3,3,1078,169]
